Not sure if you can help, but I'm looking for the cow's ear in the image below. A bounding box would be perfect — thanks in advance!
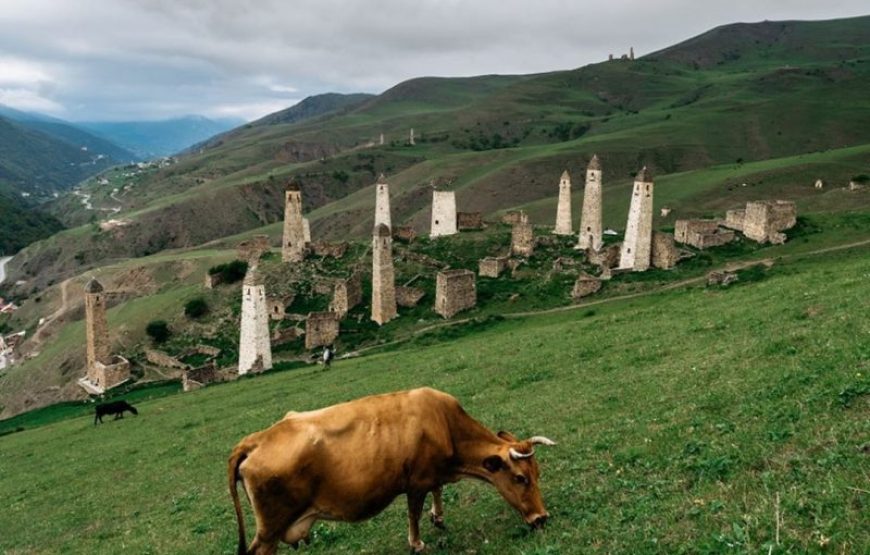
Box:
[497,431,518,442]
[483,455,505,473]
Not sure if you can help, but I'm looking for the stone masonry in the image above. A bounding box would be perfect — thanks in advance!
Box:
[571,274,602,300]
[430,190,458,237]
[282,181,306,262]
[392,225,417,243]
[305,311,340,350]
[651,231,679,270]
[81,278,131,393]
[238,265,272,375]
[435,269,477,319]
[371,223,397,325]
[375,173,392,229]
[742,200,797,244]
[237,234,270,263]
[554,170,573,235]
[457,212,484,231]
[675,219,735,249]
[511,212,535,257]
[395,286,426,308]
[330,273,362,318]
[479,256,509,278]
[577,154,603,251]
[619,166,654,271]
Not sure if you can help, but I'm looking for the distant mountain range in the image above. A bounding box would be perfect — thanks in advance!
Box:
[78,116,243,159]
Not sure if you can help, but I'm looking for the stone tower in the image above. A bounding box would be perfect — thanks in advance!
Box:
[409,128,415,145]
[371,223,397,325]
[282,180,306,263]
[554,170,573,235]
[430,190,458,237]
[238,264,272,375]
[577,154,603,251]
[511,211,535,257]
[619,166,654,271]
[374,173,392,228]
[379,132,384,146]
[84,277,110,372]
[630,47,635,61]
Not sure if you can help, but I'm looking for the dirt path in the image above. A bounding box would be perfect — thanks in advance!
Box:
[32,278,73,345]
[338,238,870,359]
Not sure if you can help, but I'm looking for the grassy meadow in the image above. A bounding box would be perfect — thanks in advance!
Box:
[1,242,868,554]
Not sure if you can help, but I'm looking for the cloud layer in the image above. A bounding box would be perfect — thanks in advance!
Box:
[0,0,866,121]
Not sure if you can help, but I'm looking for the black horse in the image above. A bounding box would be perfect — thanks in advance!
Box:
[94,400,139,425]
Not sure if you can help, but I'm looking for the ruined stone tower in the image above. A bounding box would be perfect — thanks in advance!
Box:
[577,154,603,251]
[554,170,573,235]
[430,190,458,237]
[238,264,272,375]
[282,181,306,263]
[375,173,392,228]
[85,277,110,373]
[619,166,654,271]
[511,211,535,257]
[371,223,397,325]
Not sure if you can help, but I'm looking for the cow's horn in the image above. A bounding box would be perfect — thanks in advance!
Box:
[509,447,534,460]
[528,436,557,446]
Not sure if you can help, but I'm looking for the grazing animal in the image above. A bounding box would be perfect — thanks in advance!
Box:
[94,400,138,425]
[228,387,556,554]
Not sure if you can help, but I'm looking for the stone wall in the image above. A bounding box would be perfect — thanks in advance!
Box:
[396,286,426,308]
[457,212,484,231]
[435,269,476,318]
[479,256,508,278]
[331,273,362,318]
[182,362,221,392]
[145,349,188,369]
[723,209,746,231]
[587,243,621,269]
[651,231,679,270]
[272,326,302,346]
[305,311,340,350]
[572,274,602,300]
[743,200,797,244]
[310,241,348,258]
[267,296,293,321]
[430,191,458,237]
[89,356,131,392]
[501,211,525,225]
[675,219,734,249]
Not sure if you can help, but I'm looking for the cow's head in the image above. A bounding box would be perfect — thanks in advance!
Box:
[482,431,556,529]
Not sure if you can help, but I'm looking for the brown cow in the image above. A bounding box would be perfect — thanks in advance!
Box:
[228,387,556,554]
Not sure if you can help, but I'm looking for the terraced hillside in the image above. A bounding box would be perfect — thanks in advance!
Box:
[12,15,870,287]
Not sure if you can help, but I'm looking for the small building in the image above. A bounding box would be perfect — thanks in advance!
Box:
[305,311,340,350]
[330,274,362,318]
[479,256,509,278]
[395,286,426,308]
[457,212,484,231]
[435,269,477,319]
[675,219,735,249]
[651,231,679,270]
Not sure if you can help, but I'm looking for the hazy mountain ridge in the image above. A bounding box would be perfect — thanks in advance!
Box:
[79,116,244,158]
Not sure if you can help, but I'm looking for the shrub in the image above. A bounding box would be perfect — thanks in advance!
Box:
[184,297,209,319]
[146,320,171,343]
[208,260,248,284]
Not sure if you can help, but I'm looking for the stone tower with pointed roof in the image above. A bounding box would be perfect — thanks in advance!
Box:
[374,174,392,229]
[282,180,306,263]
[619,166,654,271]
[238,264,272,375]
[371,223,397,325]
[84,277,110,373]
[554,170,573,235]
[577,154,603,251]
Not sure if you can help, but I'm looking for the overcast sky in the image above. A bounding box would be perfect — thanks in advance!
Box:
[0,0,866,122]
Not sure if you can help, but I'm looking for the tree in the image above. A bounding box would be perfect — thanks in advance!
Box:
[146,320,171,343]
[184,297,209,319]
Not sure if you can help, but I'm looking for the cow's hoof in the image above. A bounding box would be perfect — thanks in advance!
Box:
[409,539,425,553]
[429,513,446,529]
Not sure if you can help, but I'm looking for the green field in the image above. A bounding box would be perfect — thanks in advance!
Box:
[1,242,867,554]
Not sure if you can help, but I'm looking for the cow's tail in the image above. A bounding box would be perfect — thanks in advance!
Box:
[228,444,251,555]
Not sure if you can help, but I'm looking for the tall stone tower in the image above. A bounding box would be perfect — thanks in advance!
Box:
[282,180,306,263]
[577,154,603,251]
[554,170,573,235]
[619,166,654,271]
[371,223,397,325]
[84,277,110,372]
[430,190,458,237]
[374,173,392,228]
[409,128,415,145]
[238,264,272,375]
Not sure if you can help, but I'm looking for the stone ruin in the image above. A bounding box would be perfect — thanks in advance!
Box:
[305,311,340,350]
[435,269,476,319]
[310,241,348,258]
[430,190,458,237]
[272,326,303,346]
[674,219,735,249]
[619,166,654,271]
[723,200,797,244]
[501,211,526,225]
[571,274,602,300]
[651,231,679,270]
[330,273,362,318]
[479,256,509,278]
[457,212,484,231]
[267,295,294,321]
[707,270,739,286]
[78,277,131,394]
[554,170,573,235]
[238,265,272,375]
[392,225,417,243]
[395,286,426,308]
[237,234,270,263]
[511,212,534,257]
[182,362,221,392]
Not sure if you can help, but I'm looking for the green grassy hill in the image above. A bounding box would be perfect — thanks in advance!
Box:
[0,241,867,554]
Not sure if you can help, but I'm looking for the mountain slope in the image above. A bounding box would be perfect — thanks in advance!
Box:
[0,186,64,255]
[252,92,373,126]
[79,116,243,158]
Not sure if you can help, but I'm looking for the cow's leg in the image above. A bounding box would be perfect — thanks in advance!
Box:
[407,491,426,553]
[246,536,278,555]
[282,509,319,548]
[429,487,445,529]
